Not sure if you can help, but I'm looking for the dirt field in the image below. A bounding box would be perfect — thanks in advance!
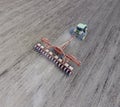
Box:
[0,0,120,107]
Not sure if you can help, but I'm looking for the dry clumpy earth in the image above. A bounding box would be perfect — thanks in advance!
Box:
[0,0,120,107]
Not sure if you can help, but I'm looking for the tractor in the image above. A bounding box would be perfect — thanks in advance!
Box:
[70,23,88,40]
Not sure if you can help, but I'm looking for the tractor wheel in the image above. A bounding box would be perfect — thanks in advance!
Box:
[81,36,86,40]
[69,27,75,35]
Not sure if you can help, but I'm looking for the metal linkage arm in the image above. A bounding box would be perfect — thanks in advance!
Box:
[61,36,75,50]
[65,54,81,66]
[41,37,52,48]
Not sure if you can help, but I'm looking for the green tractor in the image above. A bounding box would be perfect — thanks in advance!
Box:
[70,23,88,40]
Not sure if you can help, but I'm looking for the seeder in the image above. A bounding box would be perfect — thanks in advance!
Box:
[34,23,87,75]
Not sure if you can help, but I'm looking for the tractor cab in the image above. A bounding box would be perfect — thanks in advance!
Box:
[74,23,87,34]
[76,23,87,33]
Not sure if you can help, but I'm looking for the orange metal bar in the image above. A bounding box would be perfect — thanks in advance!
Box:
[61,36,75,50]
[65,54,81,66]
[41,37,53,49]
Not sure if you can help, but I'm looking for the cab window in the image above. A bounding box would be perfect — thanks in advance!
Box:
[77,27,82,31]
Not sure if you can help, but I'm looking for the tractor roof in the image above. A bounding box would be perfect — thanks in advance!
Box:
[77,23,87,29]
